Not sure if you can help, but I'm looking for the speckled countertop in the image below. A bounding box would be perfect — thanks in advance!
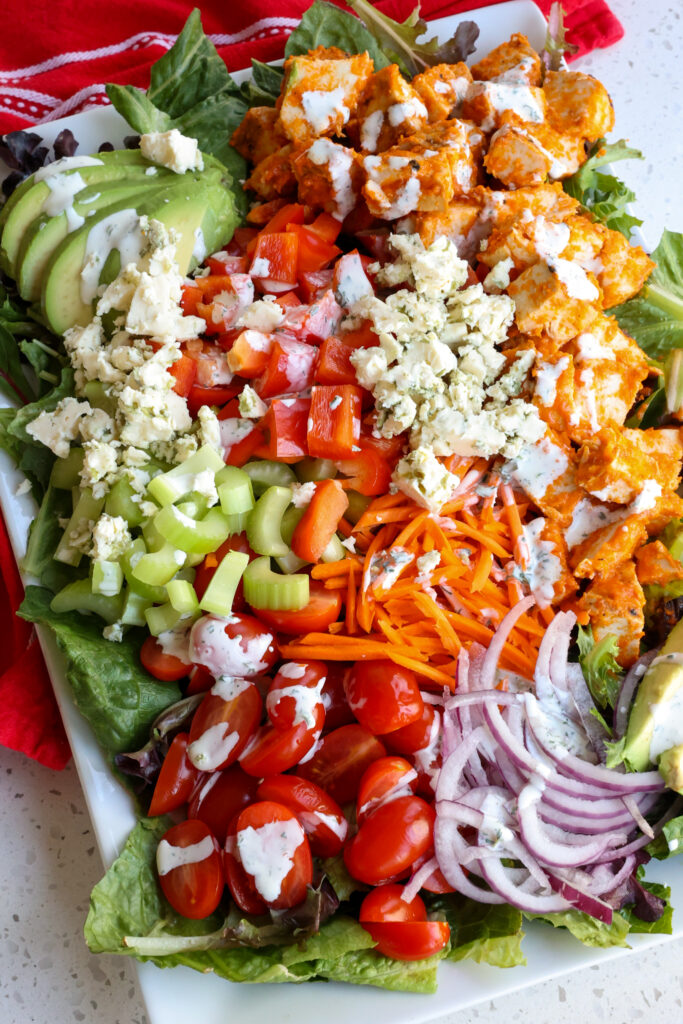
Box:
[2,1,682,1022]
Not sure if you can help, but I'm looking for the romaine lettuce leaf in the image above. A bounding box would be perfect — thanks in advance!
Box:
[527,908,631,948]
[429,893,525,967]
[611,230,683,357]
[646,815,683,860]
[576,626,623,710]
[563,138,643,237]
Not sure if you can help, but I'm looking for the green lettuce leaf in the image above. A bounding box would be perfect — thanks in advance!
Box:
[239,60,285,108]
[646,815,683,860]
[285,1,391,69]
[624,880,673,934]
[563,138,643,237]
[576,625,623,709]
[527,908,631,948]
[611,230,683,358]
[429,894,525,968]
[18,586,180,756]
[105,9,247,185]
[86,818,444,992]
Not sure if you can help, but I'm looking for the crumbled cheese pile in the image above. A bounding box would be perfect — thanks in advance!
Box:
[349,234,544,509]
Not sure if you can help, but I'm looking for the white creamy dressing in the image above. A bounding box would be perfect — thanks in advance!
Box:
[479,791,515,847]
[40,171,87,231]
[267,678,325,729]
[218,417,256,448]
[521,518,561,608]
[534,356,569,407]
[277,662,307,679]
[302,88,350,134]
[189,614,274,676]
[361,109,384,152]
[468,81,544,132]
[156,621,192,663]
[192,226,206,264]
[513,127,570,179]
[387,97,427,126]
[650,688,683,760]
[565,497,619,549]
[575,331,614,362]
[307,138,355,220]
[579,367,600,431]
[236,819,304,902]
[493,56,536,85]
[188,723,240,771]
[34,155,102,181]
[531,217,599,300]
[298,809,348,842]
[80,208,143,303]
[156,835,215,876]
[211,675,253,702]
[508,437,568,502]
[412,713,442,790]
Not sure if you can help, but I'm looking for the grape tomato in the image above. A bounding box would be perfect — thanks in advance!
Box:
[266,660,327,731]
[157,819,223,920]
[148,732,200,817]
[256,774,348,857]
[189,613,278,678]
[225,801,312,910]
[187,677,263,772]
[344,660,424,735]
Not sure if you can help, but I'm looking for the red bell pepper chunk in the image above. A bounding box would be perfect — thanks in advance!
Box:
[275,291,303,310]
[315,337,358,387]
[249,232,298,285]
[307,212,343,244]
[206,254,249,275]
[359,421,406,461]
[181,283,202,317]
[245,198,288,227]
[340,320,379,348]
[291,480,349,562]
[332,251,373,307]
[169,353,198,398]
[298,270,334,304]
[254,397,311,463]
[227,330,273,379]
[261,203,305,235]
[219,418,265,466]
[335,444,393,496]
[307,384,363,460]
[301,290,344,344]
[217,398,241,420]
[255,337,317,399]
[187,383,241,418]
[231,227,259,254]
[354,228,392,261]
[288,223,341,274]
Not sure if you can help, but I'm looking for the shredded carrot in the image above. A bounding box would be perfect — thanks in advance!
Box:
[471,548,494,592]
[311,559,362,580]
[345,563,357,634]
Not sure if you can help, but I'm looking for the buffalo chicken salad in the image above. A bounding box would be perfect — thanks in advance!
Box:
[2,0,683,994]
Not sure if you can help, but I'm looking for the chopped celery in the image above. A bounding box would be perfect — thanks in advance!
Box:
[184,551,205,568]
[50,578,123,623]
[275,549,309,574]
[120,539,167,602]
[54,488,104,566]
[281,505,304,545]
[120,589,152,627]
[132,542,186,587]
[216,466,254,516]
[226,510,252,535]
[295,457,337,483]
[145,602,183,637]
[91,559,124,597]
[243,556,309,610]
[155,505,231,555]
[82,380,117,415]
[199,550,250,616]
[345,489,371,524]
[105,477,146,528]
[242,460,297,495]
[147,445,224,506]
[142,518,167,553]
[176,496,210,520]
[71,486,81,511]
[247,486,292,557]
[321,533,345,563]
[166,578,200,614]
[50,448,84,489]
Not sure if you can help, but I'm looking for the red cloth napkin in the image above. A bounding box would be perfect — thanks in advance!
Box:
[0,0,623,770]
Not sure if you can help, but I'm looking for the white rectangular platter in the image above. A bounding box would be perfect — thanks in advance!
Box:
[0,3,679,1022]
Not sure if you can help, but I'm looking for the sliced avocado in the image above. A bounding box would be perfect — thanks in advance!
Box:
[41,171,239,335]
[622,618,683,771]
[659,745,683,794]
[16,174,176,302]
[0,150,160,277]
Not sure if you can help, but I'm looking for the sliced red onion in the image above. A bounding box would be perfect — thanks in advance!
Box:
[479,857,568,914]
[584,855,636,896]
[516,781,626,867]
[546,875,613,924]
[479,595,536,690]
[436,727,489,803]
[433,816,506,903]
[622,794,656,839]
[402,856,440,904]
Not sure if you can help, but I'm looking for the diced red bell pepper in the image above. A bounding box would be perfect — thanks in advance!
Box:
[255,337,317,399]
[307,384,363,460]
[288,223,341,274]
[261,203,305,235]
[227,330,273,379]
[169,353,198,398]
[187,383,241,418]
[246,199,288,227]
[315,337,358,387]
[193,344,234,388]
[307,212,343,244]
[333,250,374,307]
[206,254,249,275]
[291,480,349,562]
[254,397,311,463]
[360,421,406,461]
[196,273,255,334]
[298,270,334,304]
[300,290,344,343]
[340,320,379,348]
[249,232,298,286]
[230,227,259,254]
[275,291,302,310]
[335,444,393,496]
[217,398,241,420]
[181,283,202,317]
[219,418,265,466]
[215,328,244,352]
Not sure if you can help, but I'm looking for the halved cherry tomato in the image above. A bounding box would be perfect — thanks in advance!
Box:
[344,795,435,886]
[295,723,386,805]
[193,534,256,608]
[187,678,263,772]
[320,662,356,732]
[384,704,439,755]
[188,764,259,844]
[344,660,424,735]
[265,660,327,731]
[356,756,418,826]
[359,883,425,924]
[224,801,312,911]
[362,921,451,961]
[239,708,324,778]
[185,664,214,696]
[157,819,223,920]
[140,635,190,682]
[190,612,278,678]
[291,479,349,562]
[252,580,342,634]
[148,732,200,817]
[256,774,348,857]
[411,850,455,894]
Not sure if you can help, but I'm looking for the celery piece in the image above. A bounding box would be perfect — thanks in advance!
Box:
[132,542,186,587]
[155,505,231,555]
[145,602,183,637]
[166,578,200,614]
[176,496,209,520]
[321,533,345,563]
[91,559,124,597]
[50,447,85,489]
[226,511,252,536]
[54,488,104,566]
[184,551,205,568]
[280,506,304,546]
[147,445,224,506]
[142,517,167,553]
[50,578,123,623]
[120,538,167,602]
[246,486,292,557]
[105,477,145,528]
[275,549,309,574]
[71,486,81,511]
[120,589,151,627]
[295,457,337,483]
[199,550,250,616]
[243,556,309,611]
[345,489,371,524]
[216,466,254,516]
[82,380,117,415]
[242,460,297,496]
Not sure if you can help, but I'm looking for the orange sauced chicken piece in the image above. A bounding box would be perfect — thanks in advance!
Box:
[230,107,289,166]
[277,48,373,145]
[577,560,645,667]
[396,119,485,196]
[362,147,455,218]
[542,70,615,140]
[244,146,298,200]
[470,32,543,86]
[576,426,683,505]
[412,62,473,121]
[350,64,428,153]
[635,541,683,587]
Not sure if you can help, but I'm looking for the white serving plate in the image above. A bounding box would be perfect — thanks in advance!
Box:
[0,2,677,1021]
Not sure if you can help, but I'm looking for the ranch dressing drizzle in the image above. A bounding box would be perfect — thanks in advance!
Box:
[80,208,143,303]
[157,835,215,876]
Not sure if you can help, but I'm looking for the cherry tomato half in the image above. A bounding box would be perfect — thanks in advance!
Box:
[359,884,426,924]
[188,764,259,844]
[344,795,435,886]
[251,581,342,634]
[361,921,450,961]
[266,660,327,731]
[256,774,348,857]
[157,819,223,920]
[190,613,278,678]
[411,850,455,894]
[295,724,386,805]
[187,677,263,772]
[148,732,200,817]
[320,662,355,732]
[344,661,424,735]
[140,635,190,682]
[356,756,418,826]
[239,709,324,778]
[384,703,439,755]
[224,801,312,911]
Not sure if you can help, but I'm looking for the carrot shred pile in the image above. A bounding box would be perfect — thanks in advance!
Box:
[280,474,551,687]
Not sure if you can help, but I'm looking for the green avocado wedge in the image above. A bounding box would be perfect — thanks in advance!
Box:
[41,172,239,335]
[622,618,683,774]
[0,150,160,277]
[15,174,181,303]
